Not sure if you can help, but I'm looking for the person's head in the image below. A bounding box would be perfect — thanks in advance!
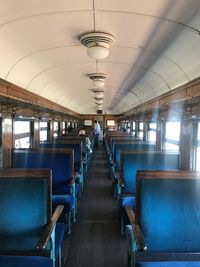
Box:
[78,129,86,136]
[94,120,97,124]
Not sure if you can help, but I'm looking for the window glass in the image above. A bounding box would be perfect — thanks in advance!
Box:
[165,121,180,151]
[132,122,135,130]
[148,123,157,142]
[40,121,48,141]
[139,122,143,130]
[165,122,180,141]
[196,122,200,171]
[14,121,30,134]
[165,142,179,151]
[148,131,156,142]
[53,121,58,131]
[14,121,30,148]
[149,123,156,129]
[138,131,143,138]
[196,147,200,171]
[15,137,30,148]
[107,120,115,126]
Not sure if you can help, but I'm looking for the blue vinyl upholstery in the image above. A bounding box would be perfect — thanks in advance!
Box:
[40,142,82,172]
[12,149,76,231]
[119,152,180,234]
[126,171,200,267]
[121,152,180,194]
[114,143,155,171]
[0,177,48,252]
[0,256,53,267]
[40,142,84,193]
[139,178,200,252]
[12,150,72,195]
[0,169,64,267]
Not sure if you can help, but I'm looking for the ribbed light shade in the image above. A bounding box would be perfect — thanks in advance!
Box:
[93,79,105,87]
[94,91,104,98]
[87,46,109,60]
[95,99,103,104]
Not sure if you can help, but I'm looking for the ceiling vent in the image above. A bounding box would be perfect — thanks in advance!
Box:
[79,31,115,60]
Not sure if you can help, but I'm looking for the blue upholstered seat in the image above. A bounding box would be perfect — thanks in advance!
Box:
[12,148,77,231]
[119,151,180,234]
[120,196,135,208]
[40,141,84,193]
[52,195,74,212]
[0,256,53,267]
[0,169,64,267]
[126,171,200,267]
[55,223,65,257]
[136,262,200,267]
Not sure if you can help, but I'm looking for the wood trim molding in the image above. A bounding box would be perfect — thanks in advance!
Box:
[0,78,80,118]
[122,77,200,118]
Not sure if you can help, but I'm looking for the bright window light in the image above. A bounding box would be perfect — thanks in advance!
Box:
[165,122,180,141]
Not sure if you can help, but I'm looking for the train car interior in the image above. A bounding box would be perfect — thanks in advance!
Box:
[0,1,200,267]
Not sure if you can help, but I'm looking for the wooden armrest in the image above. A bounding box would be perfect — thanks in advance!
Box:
[125,206,147,251]
[37,205,64,250]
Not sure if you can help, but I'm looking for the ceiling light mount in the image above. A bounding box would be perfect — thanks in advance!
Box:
[79,31,115,60]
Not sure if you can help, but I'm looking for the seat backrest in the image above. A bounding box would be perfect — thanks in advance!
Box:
[136,170,200,253]
[12,148,73,195]
[114,142,155,170]
[120,151,180,194]
[110,136,140,151]
[40,141,82,171]
[0,169,51,252]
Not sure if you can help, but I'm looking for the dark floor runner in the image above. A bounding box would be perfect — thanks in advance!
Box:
[63,143,127,267]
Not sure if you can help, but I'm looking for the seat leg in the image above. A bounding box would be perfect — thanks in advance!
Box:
[66,212,71,234]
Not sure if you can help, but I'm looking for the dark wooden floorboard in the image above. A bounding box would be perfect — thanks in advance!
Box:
[63,143,127,267]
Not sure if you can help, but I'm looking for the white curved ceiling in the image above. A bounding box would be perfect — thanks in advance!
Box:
[0,0,200,114]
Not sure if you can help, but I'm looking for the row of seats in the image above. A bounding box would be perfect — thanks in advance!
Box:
[104,130,200,267]
[0,131,95,267]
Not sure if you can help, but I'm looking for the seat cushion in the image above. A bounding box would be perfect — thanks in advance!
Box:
[136,262,200,267]
[55,223,65,257]
[52,195,74,212]
[0,256,53,267]
[120,196,135,208]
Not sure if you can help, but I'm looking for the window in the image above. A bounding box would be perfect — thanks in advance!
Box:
[138,122,144,138]
[131,121,136,136]
[14,120,31,148]
[148,122,157,142]
[53,121,58,137]
[107,120,115,126]
[40,121,48,141]
[84,120,92,126]
[195,122,200,171]
[164,121,180,151]
[62,122,66,134]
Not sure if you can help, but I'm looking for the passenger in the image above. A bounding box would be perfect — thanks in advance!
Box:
[78,129,92,154]
[94,120,101,147]
[67,123,73,134]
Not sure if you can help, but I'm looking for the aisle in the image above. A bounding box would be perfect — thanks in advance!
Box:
[64,143,127,267]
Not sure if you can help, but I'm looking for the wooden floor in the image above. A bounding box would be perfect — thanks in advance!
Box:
[63,143,127,267]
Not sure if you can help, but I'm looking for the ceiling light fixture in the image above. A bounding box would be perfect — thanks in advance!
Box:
[95,99,103,105]
[79,32,115,60]
[88,73,108,87]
